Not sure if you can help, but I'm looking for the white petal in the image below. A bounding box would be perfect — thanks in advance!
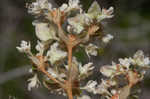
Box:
[100,65,117,77]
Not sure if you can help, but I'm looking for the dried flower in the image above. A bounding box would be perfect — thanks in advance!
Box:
[130,50,150,67]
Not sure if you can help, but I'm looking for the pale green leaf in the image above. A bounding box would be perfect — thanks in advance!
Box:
[87,1,101,18]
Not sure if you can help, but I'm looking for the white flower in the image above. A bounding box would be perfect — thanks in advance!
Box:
[16,40,31,53]
[83,80,97,94]
[102,34,114,43]
[100,65,117,77]
[143,57,150,66]
[67,14,86,34]
[33,22,58,41]
[85,43,98,57]
[28,0,52,14]
[59,0,82,13]
[98,7,114,21]
[27,74,40,91]
[85,1,101,20]
[96,79,111,95]
[47,42,67,65]
[68,0,80,9]
[77,95,91,99]
[38,0,52,9]
[119,58,131,69]
[86,1,114,22]
[79,62,94,75]
[134,50,144,59]
[17,41,40,65]
[28,2,40,14]
[59,4,68,11]
[131,50,150,67]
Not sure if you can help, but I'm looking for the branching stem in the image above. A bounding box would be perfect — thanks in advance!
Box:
[65,35,75,99]
[37,56,65,89]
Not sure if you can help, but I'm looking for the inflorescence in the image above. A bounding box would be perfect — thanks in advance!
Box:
[16,0,150,99]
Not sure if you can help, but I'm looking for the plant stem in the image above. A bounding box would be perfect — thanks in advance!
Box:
[67,47,73,99]
[66,81,73,99]
[68,46,73,71]
[66,35,74,99]
[37,55,65,89]
[54,13,76,98]
[40,68,65,88]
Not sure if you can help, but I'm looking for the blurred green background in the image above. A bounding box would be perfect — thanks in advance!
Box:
[0,0,150,99]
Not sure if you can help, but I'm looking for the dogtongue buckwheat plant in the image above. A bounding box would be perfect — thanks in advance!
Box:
[16,0,150,99]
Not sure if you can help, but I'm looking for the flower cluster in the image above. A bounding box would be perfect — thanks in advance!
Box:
[82,50,150,99]
[16,0,150,99]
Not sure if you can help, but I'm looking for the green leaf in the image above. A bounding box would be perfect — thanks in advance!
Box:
[73,47,87,63]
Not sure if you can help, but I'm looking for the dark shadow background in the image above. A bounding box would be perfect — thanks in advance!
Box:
[0,0,150,99]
